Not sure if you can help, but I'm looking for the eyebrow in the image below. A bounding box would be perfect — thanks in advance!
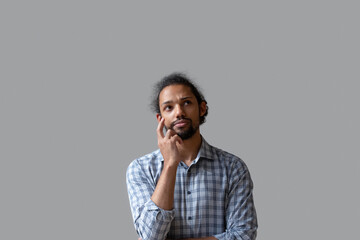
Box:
[161,96,193,106]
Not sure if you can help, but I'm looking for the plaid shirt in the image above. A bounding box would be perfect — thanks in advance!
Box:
[126,137,257,240]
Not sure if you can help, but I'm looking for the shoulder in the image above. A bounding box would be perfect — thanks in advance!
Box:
[126,149,163,176]
[208,143,249,174]
[208,145,254,189]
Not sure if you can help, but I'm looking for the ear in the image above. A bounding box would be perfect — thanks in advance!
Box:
[199,101,207,117]
[156,113,162,123]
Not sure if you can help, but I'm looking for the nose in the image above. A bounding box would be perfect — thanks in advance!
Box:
[174,104,185,118]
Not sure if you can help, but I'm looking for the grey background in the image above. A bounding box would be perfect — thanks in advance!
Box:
[1,1,359,239]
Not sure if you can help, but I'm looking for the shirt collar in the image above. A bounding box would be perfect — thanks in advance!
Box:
[199,137,218,161]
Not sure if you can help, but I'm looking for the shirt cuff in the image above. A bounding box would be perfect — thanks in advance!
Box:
[144,199,175,222]
[213,232,226,240]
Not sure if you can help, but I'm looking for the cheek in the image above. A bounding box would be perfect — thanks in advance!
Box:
[190,108,201,118]
[163,119,172,129]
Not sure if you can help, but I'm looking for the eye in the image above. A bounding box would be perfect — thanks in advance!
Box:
[164,105,172,111]
[184,100,191,105]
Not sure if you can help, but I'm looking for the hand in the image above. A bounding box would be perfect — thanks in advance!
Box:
[157,117,183,167]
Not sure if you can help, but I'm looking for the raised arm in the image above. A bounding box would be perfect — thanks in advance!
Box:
[126,118,183,240]
[151,117,183,210]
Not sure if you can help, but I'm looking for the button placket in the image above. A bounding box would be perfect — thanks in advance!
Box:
[186,167,194,223]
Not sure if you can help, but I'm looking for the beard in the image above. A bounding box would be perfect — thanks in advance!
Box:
[166,117,199,140]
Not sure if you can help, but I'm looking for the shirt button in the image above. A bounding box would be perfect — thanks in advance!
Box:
[188,216,192,220]
[187,191,191,194]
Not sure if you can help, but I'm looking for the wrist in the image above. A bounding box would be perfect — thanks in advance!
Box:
[163,160,180,170]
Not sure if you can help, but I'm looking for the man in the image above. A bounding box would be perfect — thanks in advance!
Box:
[126,73,257,240]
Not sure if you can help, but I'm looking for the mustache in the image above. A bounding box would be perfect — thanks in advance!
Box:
[170,117,192,129]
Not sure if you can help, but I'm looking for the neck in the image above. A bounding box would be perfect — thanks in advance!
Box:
[177,131,202,164]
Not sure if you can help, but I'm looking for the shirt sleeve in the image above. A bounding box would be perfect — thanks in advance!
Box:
[126,159,175,240]
[213,159,258,240]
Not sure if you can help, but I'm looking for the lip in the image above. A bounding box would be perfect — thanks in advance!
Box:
[174,120,189,127]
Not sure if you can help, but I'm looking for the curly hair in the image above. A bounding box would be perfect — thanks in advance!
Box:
[150,72,209,125]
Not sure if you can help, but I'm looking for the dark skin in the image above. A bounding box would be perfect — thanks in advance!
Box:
[139,85,216,240]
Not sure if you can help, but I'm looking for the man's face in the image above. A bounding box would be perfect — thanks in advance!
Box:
[157,84,206,140]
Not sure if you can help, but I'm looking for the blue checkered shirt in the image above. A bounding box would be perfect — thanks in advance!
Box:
[126,137,257,240]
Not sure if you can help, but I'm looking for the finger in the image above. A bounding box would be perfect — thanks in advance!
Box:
[171,134,183,145]
[156,117,165,139]
[165,128,177,139]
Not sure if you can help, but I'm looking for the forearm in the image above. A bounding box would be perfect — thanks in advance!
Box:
[151,164,178,210]
[132,163,179,239]
[127,161,176,240]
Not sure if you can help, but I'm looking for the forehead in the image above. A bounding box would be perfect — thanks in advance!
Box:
[159,84,195,102]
